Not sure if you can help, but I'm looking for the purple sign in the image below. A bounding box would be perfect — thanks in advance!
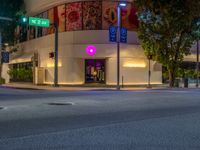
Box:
[86,45,96,56]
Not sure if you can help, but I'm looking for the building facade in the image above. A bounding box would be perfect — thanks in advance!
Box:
[2,0,163,85]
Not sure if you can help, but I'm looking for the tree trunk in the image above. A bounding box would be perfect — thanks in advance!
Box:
[169,69,176,87]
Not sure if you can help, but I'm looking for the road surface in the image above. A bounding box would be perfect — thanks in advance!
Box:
[0,87,200,150]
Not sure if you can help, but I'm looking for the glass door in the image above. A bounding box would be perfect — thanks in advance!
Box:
[85,59,105,83]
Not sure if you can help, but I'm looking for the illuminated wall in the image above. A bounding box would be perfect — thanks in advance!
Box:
[17,1,139,42]
[9,0,163,85]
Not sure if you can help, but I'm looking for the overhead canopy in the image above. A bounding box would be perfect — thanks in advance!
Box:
[9,53,33,64]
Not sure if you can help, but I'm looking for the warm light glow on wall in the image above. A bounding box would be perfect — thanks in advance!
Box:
[123,61,146,68]
[47,62,62,68]
[44,82,84,85]
[107,82,162,85]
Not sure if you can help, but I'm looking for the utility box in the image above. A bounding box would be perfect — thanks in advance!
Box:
[35,67,45,85]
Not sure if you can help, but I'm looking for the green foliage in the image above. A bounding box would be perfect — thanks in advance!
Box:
[134,0,200,86]
[8,68,33,81]
[0,78,5,85]
[184,69,196,78]
[0,0,25,44]
[164,68,197,80]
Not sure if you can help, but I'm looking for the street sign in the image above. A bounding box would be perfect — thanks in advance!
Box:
[29,17,50,27]
[120,27,127,43]
[109,26,117,42]
[1,52,9,63]
[49,52,55,59]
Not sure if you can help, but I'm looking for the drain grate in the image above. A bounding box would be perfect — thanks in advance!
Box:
[47,102,73,106]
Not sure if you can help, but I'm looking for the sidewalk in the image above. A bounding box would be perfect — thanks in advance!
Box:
[0,83,168,91]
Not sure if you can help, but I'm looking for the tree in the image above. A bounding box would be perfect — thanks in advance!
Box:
[134,0,200,87]
[0,0,25,82]
[0,0,25,44]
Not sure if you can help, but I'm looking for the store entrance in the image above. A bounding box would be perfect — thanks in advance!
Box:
[85,59,106,84]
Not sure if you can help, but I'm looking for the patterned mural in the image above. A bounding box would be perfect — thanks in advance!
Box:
[17,1,139,42]
[83,1,102,30]
[66,2,82,31]
[102,1,118,30]
[48,8,55,34]
[42,11,48,36]
[121,4,139,31]
[57,4,66,32]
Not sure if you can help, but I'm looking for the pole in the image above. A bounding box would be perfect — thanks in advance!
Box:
[196,40,199,88]
[0,32,2,79]
[147,56,151,88]
[54,21,59,87]
[117,6,121,90]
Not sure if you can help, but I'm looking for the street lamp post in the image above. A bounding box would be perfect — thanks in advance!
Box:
[147,55,152,88]
[117,2,127,90]
[117,4,121,90]
[54,21,59,87]
[196,40,199,88]
[0,32,2,78]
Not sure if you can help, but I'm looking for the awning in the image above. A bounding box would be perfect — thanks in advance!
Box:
[9,53,33,64]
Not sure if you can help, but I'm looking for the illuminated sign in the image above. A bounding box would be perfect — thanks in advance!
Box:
[120,27,127,43]
[29,17,50,27]
[86,45,97,56]
[109,26,117,42]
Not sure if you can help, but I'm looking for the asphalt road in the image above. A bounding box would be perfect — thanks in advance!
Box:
[0,87,200,150]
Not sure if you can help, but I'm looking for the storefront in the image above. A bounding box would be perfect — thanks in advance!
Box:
[85,59,106,84]
[2,0,163,86]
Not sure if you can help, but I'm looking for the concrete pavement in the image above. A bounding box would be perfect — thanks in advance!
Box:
[1,82,169,91]
[1,87,200,149]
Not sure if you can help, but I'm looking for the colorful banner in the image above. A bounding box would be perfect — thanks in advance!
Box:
[83,1,102,30]
[102,1,118,30]
[57,4,66,32]
[16,1,139,42]
[42,11,48,36]
[121,4,139,31]
[66,2,82,31]
[48,8,55,34]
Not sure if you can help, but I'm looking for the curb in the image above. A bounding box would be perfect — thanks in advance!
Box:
[0,85,46,91]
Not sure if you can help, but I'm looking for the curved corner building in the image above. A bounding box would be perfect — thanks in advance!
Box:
[5,0,163,85]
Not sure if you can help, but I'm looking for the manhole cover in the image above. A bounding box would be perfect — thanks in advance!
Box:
[0,107,4,110]
[47,102,73,106]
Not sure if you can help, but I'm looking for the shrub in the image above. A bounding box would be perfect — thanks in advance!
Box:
[0,78,5,85]
[8,68,33,82]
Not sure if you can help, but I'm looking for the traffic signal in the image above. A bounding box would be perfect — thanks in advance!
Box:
[19,16,29,25]
[49,52,55,59]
